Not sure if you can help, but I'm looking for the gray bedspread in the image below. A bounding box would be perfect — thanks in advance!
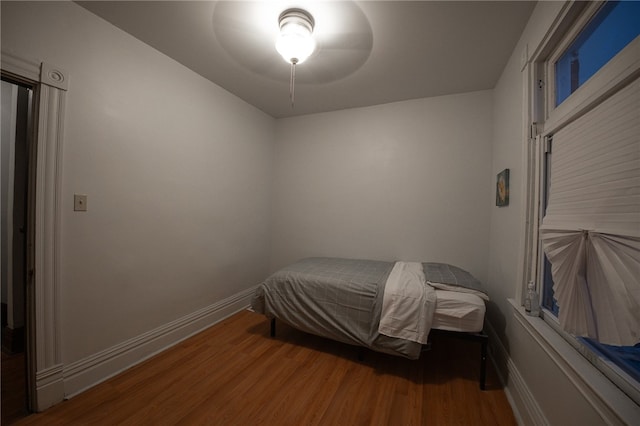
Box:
[251,257,423,359]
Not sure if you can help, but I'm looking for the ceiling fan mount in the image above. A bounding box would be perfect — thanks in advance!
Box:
[278,8,315,34]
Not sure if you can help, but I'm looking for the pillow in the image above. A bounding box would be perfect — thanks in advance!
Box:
[422,263,489,301]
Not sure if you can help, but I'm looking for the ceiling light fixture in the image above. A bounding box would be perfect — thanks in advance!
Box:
[275,8,316,108]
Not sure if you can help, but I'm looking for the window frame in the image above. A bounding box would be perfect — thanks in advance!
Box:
[526,0,640,407]
[542,17,640,135]
[544,1,603,113]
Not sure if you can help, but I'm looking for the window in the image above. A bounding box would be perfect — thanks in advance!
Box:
[554,0,640,106]
[533,0,640,404]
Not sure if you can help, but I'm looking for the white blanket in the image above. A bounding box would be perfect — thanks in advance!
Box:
[378,262,436,344]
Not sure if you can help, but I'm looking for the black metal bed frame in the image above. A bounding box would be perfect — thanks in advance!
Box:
[429,328,488,390]
[269,318,488,390]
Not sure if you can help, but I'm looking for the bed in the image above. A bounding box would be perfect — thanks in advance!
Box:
[250,257,489,389]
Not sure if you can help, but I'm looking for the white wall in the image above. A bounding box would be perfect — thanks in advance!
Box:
[271,91,493,282]
[1,1,275,364]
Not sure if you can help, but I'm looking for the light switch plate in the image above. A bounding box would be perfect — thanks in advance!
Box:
[74,194,88,212]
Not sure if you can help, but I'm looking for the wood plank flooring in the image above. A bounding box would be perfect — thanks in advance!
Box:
[1,350,28,425]
[16,310,516,425]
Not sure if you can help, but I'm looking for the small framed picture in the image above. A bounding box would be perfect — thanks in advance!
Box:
[496,169,509,207]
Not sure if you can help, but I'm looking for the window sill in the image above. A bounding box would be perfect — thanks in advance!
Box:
[507,298,640,425]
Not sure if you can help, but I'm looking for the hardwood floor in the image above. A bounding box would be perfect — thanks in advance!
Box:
[2,350,28,425]
[16,310,516,425]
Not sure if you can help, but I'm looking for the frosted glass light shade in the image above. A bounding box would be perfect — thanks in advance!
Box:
[275,9,316,64]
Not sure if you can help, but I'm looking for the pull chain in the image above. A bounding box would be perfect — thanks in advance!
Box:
[289,59,298,109]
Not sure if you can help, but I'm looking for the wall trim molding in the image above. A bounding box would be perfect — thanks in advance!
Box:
[2,50,67,412]
[40,63,69,91]
[508,299,640,425]
[490,299,640,426]
[1,51,40,82]
[63,286,256,399]
[505,355,548,426]
[485,319,548,426]
[34,364,64,412]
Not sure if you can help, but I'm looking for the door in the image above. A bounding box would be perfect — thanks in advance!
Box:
[1,76,35,423]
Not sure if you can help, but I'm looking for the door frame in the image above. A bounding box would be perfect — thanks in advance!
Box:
[1,51,67,411]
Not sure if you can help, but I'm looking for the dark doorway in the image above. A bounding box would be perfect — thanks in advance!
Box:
[1,77,33,424]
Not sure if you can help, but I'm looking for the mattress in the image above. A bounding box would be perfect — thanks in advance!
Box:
[431,290,486,333]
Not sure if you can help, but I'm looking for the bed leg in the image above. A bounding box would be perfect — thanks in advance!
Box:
[480,336,487,390]
[270,318,276,338]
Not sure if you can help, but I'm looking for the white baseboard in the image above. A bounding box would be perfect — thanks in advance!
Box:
[35,364,64,411]
[485,320,548,426]
[61,286,256,399]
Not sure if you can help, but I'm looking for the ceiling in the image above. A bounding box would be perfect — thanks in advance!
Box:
[77,1,536,119]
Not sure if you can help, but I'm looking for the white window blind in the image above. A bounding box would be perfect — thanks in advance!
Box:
[540,77,640,346]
